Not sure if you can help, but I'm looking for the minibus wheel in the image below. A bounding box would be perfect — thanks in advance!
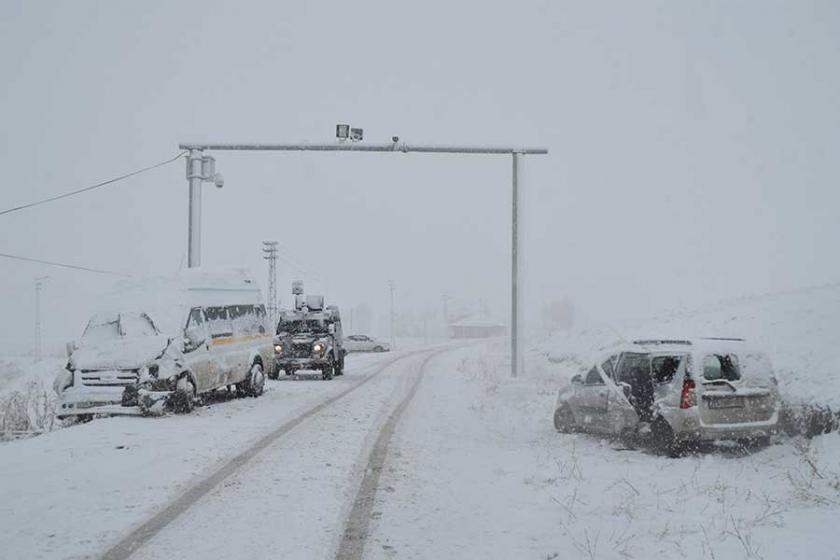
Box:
[239,362,265,397]
[171,376,196,413]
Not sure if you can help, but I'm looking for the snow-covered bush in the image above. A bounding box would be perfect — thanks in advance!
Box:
[0,380,57,440]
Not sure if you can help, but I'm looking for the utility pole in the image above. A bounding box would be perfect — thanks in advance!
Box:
[262,241,279,325]
[34,276,48,359]
[179,139,547,377]
[388,280,395,349]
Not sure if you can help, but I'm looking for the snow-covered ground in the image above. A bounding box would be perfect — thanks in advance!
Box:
[1,287,839,560]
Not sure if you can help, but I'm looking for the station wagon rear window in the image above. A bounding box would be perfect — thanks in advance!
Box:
[702,354,741,381]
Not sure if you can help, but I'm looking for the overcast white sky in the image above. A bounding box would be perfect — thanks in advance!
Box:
[1,1,838,351]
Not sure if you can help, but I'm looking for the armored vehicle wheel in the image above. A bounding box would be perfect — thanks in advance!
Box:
[322,356,334,380]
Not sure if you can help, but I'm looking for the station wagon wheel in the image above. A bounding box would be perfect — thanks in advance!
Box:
[553,405,575,433]
[651,417,683,457]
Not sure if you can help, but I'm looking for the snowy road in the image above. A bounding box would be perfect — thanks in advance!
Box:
[116,348,452,560]
[0,346,452,560]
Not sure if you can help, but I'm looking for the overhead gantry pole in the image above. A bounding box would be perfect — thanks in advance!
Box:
[179,141,548,377]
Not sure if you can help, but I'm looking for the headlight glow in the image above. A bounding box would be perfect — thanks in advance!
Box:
[274,344,283,354]
[313,342,324,353]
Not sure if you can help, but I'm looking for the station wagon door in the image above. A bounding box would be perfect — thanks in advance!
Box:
[600,355,639,435]
[569,364,612,433]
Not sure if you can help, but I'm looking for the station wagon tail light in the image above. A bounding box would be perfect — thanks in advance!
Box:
[680,378,696,409]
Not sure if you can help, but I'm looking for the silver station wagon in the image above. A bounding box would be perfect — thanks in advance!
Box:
[553,338,782,454]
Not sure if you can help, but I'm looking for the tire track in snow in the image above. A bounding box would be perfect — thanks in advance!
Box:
[99,347,446,560]
[335,349,447,560]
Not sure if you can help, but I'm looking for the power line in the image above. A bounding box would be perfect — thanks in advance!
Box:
[0,252,130,277]
[0,151,187,217]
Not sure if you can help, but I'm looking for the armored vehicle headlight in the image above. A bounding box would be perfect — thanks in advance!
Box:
[313,342,325,353]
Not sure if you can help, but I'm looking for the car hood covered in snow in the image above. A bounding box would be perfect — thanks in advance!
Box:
[70,335,170,371]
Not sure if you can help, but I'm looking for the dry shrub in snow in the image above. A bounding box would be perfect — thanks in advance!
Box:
[0,380,57,440]
[786,437,840,507]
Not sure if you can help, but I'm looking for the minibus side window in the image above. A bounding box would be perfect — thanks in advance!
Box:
[205,306,233,339]
[229,305,262,336]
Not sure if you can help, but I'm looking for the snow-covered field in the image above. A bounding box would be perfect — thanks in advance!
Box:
[364,344,840,560]
[0,287,839,560]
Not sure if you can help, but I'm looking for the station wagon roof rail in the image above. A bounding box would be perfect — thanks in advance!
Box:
[633,339,692,346]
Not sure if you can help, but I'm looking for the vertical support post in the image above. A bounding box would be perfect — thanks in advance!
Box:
[187,148,204,268]
[388,280,395,349]
[34,279,42,359]
[441,292,450,339]
[511,152,521,377]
